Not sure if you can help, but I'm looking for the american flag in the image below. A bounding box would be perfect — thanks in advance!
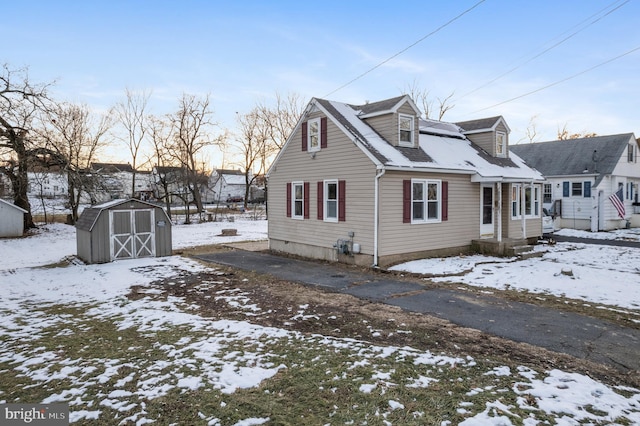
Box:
[609,187,626,219]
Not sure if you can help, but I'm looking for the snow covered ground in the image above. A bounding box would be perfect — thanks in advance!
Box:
[1,218,639,424]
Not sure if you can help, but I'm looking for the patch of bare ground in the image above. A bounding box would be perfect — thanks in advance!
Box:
[129,252,639,390]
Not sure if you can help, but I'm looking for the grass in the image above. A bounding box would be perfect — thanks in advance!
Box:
[1,261,638,425]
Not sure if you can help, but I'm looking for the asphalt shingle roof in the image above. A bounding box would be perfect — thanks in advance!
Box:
[510,134,634,186]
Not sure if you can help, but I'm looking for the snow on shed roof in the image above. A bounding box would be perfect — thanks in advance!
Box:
[76,198,170,232]
[0,199,27,213]
[315,98,542,181]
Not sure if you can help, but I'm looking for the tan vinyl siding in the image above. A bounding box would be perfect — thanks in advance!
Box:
[377,171,479,257]
[361,102,418,147]
[502,183,543,239]
[268,111,377,256]
[466,132,494,156]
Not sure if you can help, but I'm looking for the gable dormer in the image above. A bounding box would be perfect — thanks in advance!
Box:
[455,116,511,158]
[357,95,421,148]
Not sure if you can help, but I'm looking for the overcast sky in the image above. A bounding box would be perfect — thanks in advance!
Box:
[3,0,639,163]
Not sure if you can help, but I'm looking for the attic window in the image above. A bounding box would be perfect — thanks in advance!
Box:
[399,114,414,147]
[308,118,321,152]
[496,131,507,157]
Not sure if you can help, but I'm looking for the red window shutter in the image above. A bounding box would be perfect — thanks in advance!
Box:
[403,180,411,223]
[321,117,328,148]
[301,122,308,151]
[317,181,324,220]
[338,180,346,221]
[442,181,449,221]
[286,183,292,217]
[304,182,310,219]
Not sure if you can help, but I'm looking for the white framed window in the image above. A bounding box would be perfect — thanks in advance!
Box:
[629,143,636,162]
[324,180,338,222]
[399,114,414,147]
[512,184,541,218]
[411,179,441,223]
[571,182,582,197]
[496,131,507,157]
[307,118,321,152]
[292,181,304,219]
[543,183,552,203]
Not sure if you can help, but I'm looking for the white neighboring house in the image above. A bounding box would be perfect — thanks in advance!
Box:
[209,169,248,203]
[27,171,68,198]
[0,199,26,238]
[511,134,640,231]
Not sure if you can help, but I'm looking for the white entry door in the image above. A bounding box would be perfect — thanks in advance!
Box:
[110,209,155,260]
[480,184,494,238]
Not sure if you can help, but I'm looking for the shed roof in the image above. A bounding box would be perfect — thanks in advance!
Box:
[75,198,170,232]
[0,199,27,214]
[510,133,635,186]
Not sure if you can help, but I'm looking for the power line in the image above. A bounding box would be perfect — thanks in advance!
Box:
[471,44,640,114]
[323,0,486,98]
[456,0,630,102]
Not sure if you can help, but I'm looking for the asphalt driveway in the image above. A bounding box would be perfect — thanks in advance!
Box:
[195,249,640,373]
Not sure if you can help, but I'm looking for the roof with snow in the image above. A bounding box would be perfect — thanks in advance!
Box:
[313,97,542,182]
[76,198,170,232]
[510,133,636,186]
[0,199,27,214]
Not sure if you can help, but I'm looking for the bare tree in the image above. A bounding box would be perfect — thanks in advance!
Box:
[43,102,113,223]
[148,115,176,219]
[166,93,224,223]
[112,88,151,198]
[0,64,51,231]
[401,80,455,120]
[256,92,306,150]
[516,114,542,144]
[557,124,597,140]
[234,107,279,208]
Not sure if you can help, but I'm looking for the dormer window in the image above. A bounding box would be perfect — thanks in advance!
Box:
[399,114,414,147]
[496,131,507,157]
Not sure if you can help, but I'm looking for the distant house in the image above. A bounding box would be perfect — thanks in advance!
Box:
[0,199,26,238]
[90,162,135,201]
[209,169,265,204]
[511,134,640,231]
[267,95,544,267]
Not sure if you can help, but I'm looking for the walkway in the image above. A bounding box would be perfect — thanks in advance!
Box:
[195,249,640,373]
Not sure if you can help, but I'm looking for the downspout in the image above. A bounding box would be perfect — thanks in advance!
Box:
[373,167,386,267]
[521,181,527,239]
[496,182,502,242]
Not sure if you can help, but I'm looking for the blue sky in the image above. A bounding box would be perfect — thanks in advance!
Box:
[3,0,639,163]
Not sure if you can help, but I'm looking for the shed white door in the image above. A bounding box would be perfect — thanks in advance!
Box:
[110,209,156,260]
[480,184,494,238]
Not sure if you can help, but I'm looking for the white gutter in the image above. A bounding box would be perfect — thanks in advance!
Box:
[382,165,475,175]
[373,167,386,267]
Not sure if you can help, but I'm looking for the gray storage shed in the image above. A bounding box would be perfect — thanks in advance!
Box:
[76,198,172,264]
[0,199,26,238]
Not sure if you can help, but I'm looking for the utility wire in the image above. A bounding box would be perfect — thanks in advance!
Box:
[456,0,630,102]
[471,44,640,114]
[323,0,486,98]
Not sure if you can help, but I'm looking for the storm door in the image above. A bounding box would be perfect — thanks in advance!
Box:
[480,184,494,238]
[110,209,155,260]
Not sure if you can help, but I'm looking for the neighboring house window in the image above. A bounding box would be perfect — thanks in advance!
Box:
[629,143,636,162]
[571,182,582,197]
[399,114,414,147]
[286,181,309,219]
[317,180,346,222]
[495,132,507,157]
[301,117,328,152]
[543,183,552,203]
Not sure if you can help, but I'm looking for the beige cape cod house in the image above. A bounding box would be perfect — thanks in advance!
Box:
[267,95,544,267]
